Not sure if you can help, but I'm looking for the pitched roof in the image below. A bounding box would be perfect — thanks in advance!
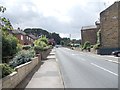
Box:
[27,34,37,40]
[11,30,26,35]
[81,25,97,30]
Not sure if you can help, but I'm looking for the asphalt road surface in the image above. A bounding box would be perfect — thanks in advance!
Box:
[56,47,118,88]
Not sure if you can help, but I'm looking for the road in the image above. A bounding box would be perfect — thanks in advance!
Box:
[55,47,118,88]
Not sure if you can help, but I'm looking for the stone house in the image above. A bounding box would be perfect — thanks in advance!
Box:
[81,21,100,45]
[98,1,120,55]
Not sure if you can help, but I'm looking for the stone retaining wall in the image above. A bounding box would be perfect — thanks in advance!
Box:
[2,57,40,89]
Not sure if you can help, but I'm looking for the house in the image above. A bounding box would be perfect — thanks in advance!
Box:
[9,28,37,45]
[25,34,38,45]
[98,1,120,55]
[81,21,100,45]
[48,39,55,46]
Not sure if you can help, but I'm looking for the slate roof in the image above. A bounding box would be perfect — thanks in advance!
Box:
[27,34,37,40]
[11,30,26,35]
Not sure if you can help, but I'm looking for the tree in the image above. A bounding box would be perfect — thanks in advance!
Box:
[61,38,70,46]
[1,6,19,63]
[24,28,61,45]
[51,33,61,44]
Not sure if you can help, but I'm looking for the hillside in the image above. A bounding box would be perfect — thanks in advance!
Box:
[24,28,61,44]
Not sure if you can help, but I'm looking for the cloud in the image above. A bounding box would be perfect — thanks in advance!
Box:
[1,0,117,39]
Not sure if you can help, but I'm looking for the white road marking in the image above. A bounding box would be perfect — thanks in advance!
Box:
[91,63,118,76]
[90,55,118,63]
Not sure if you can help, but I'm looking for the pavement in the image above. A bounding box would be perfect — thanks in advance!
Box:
[16,49,64,89]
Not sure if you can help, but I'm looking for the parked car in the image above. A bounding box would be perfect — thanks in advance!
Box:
[112,50,120,57]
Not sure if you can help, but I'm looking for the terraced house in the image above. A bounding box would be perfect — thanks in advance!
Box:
[98,1,120,55]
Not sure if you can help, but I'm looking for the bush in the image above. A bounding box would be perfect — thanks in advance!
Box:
[34,45,51,53]
[22,45,31,50]
[2,34,19,63]
[9,50,35,68]
[0,63,15,78]
[34,40,47,47]
[39,35,48,45]
[34,36,50,53]
[17,44,22,51]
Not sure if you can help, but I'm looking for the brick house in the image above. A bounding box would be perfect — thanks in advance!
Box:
[98,1,120,55]
[81,21,100,45]
[10,29,37,45]
[25,34,38,45]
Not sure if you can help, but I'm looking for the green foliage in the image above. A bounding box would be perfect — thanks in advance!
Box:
[1,17,13,32]
[0,63,15,78]
[82,41,91,50]
[97,29,101,44]
[34,40,47,47]
[93,29,101,50]
[51,33,61,44]
[34,46,45,53]
[9,50,35,68]
[34,36,49,51]
[24,28,61,44]
[17,44,22,51]
[0,6,6,13]
[60,41,64,46]
[61,38,70,46]
[22,45,31,50]
[34,34,51,54]
[1,6,19,63]
[93,43,100,50]
[2,34,19,63]
[39,35,48,44]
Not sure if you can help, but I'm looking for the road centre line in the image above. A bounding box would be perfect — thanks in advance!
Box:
[91,63,118,76]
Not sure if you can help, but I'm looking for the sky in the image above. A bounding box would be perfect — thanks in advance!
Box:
[1,0,117,39]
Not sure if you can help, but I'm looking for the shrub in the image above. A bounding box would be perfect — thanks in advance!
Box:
[9,50,35,68]
[2,34,19,63]
[34,45,52,54]
[39,35,48,44]
[0,63,15,78]
[34,40,47,47]
[17,44,22,51]
[22,45,31,50]
[33,35,51,54]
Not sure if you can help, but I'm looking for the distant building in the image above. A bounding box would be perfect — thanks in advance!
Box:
[98,1,120,55]
[81,21,100,45]
[48,39,55,46]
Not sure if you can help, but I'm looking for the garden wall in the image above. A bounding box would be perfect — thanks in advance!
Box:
[2,57,40,89]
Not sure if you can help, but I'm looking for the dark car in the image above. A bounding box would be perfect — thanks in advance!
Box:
[112,50,120,57]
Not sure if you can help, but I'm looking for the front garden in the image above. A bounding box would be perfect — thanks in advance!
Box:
[0,6,52,85]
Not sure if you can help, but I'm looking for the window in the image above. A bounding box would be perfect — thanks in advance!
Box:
[21,35,23,40]
[27,36,29,40]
